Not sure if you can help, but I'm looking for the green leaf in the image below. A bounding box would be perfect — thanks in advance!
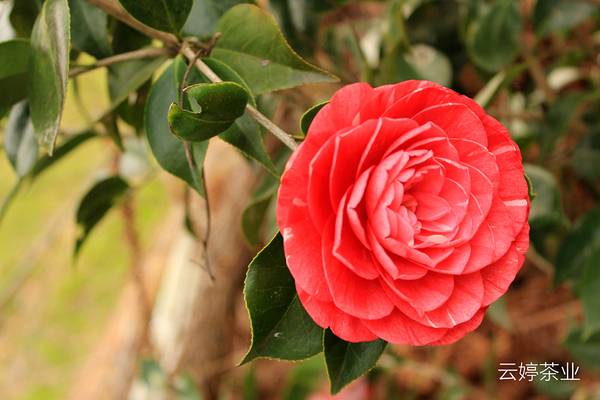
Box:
[107,55,168,117]
[187,58,278,175]
[378,43,453,87]
[117,0,192,35]
[111,20,152,55]
[9,0,40,38]
[145,59,205,195]
[523,164,566,228]
[30,130,97,180]
[554,206,600,285]
[469,0,522,72]
[300,102,328,138]
[241,233,324,364]
[580,246,600,338]
[211,4,338,95]
[563,327,600,369]
[572,130,600,181]
[182,0,246,38]
[405,0,461,56]
[0,39,30,109]
[75,176,129,256]
[4,101,39,178]
[168,82,249,142]
[67,0,111,59]
[28,0,70,155]
[539,94,588,155]
[533,0,599,38]
[324,329,387,395]
[241,147,290,248]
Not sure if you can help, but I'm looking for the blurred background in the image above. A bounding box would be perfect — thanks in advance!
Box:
[1,0,600,399]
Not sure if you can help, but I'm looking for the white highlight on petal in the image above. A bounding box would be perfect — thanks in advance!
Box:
[427,235,448,244]
[283,228,294,241]
[503,199,528,207]
[492,145,516,156]
[292,198,307,207]
[425,314,438,328]
[446,309,457,326]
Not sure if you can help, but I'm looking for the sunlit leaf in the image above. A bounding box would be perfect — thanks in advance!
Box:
[168,82,249,142]
[378,44,452,87]
[211,4,338,94]
[0,39,30,109]
[4,101,39,178]
[240,233,324,364]
[324,329,387,395]
[28,0,70,155]
[68,0,111,59]
[117,0,192,35]
[75,176,129,256]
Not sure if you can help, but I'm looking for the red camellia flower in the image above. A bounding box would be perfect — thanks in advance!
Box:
[276,81,530,345]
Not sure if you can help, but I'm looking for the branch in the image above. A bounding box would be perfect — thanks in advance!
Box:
[180,43,298,151]
[68,47,176,78]
[83,0,179,47]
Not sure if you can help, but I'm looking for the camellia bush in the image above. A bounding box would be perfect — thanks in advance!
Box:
[2,0,600,398]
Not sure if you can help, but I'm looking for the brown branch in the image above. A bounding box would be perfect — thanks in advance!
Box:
[68,47,176,78]
[83,0,179,47]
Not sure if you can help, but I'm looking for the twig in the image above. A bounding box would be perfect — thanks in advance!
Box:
[68,47,176,78]
[200,170,214,283]
[83,0,179,47]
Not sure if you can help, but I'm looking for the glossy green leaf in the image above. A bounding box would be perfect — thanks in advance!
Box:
[523,164,567,228]
[28,0,70,155]
[554,206,600,285]
[241,233,324,364]
[4,101,39,178]
[68,0,111,59]
[580,246,600,337]
[324,329,387,395]
[75,176,129,255]
[0,39,30,109]
[117,0,192,35]
[106,56,167,117]
[539,94,588,155]
[111,20,152,55]
[145,59,205,195]
[241,148,290,248]
[300,102,328,138]
[268,0,318,58]
[182,0,246,38]
[30,131,97,180]
[470,0,522,72]
[573,130,600,181]
[168,82,249,142]
[533,0,598,38]
[185,58,277,175]
[211,4,338,95]
[563,327,600,369]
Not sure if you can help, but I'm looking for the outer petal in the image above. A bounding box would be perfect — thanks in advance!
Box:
[298,286,378,342]
[361,307,449,345]
[323,217,395,319]
[281,200,333,302]
[428,307,487,345]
